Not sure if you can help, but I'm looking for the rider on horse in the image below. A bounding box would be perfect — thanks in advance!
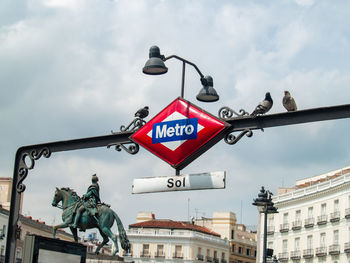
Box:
[72,174,101,229]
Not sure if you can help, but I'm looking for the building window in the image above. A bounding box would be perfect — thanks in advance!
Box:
[238,247,243,254]
[308,207,313,218]
[321,203,327,215]
[333,230,339,245]
[295,210,301,220]
[174,245,183,258]
[16,248,21,259]
[307,235,313,249]
[294,237,300,251]
[231,229,234,239]
[231,244,235,253]
[221,252,225,260]
[283,213,289,224]
[334,199,339,212]
[156,244,164,257]
[282,240,288,253]
[320,233,326,247]
[142,244,150,257]
[246,248,250,256]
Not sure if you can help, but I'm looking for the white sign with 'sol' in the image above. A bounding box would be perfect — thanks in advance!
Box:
[132,171,226,194]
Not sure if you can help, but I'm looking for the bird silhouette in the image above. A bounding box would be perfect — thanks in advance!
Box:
[251,92,273,116]
[135,106,149,119]
[282,91,297,112]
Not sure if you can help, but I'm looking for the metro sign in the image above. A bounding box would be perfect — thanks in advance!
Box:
[132,97,230,169]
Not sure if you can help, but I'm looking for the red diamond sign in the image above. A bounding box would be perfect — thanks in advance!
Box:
[132,97,230,169]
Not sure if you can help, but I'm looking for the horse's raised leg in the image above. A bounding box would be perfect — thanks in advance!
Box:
[95,228,109,255]
[52,221,70,239]
[70,227,78,242]
[102,227,119,256]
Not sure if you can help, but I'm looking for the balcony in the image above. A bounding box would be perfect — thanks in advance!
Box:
[290,250,301,260]
[206,256,213,262]
[140,252,151,258]
[303,249,314,258]
[330,211,340,222]
[329,244,340,255]
[155,252,165,258]
[197,254,204,261]
[213,258,219,263]
[304,217,314,228]
[315,247,327,257]
[220,259,227,263]
[344,242,350,253]
[173,253,183,259]
[317,215,327,225]
[279,223,289,233]
[278,252,288,261]
[345,208,350,219]
[292,220,302,230]
[267,225,275,235]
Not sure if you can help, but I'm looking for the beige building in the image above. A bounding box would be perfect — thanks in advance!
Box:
[195,212,257,263]
[258,166,350,263]
[125,212,230,263]
[0,178,23,213]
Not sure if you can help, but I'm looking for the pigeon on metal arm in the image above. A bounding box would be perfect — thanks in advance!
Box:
[282,91,297,112]
[251,92,273,116]
[135,106,149,119]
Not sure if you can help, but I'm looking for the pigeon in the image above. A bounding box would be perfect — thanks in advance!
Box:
[282,91,297,112]
[251,92,273,116]
[135,106,149,119]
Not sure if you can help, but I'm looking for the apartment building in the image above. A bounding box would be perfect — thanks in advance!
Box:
[125,212,229,263]
[195,212,257,263]
[257,166,350,263]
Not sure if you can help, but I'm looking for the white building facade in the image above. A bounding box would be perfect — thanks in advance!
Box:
[125,212,229,263]
[257,166,350,263]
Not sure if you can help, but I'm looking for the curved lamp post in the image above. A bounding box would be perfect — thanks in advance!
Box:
[143,45,219,102]
[253,186,278,263]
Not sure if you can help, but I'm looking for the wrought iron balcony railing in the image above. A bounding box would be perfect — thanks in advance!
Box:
[140,252,151,258]
[197,254,204,261]
[330,211,340,222]
[213,258,219,263]
[344,242,350,253]
[206,256,213,262]
[315,247,327,257]
[317,215,327,225]
[345,208,350,219]
[173,253,184,259]
[304,217,314,228]
[303,249,314,258]
[278,252,289,261]
[292,220,302,230]
[290,250,301,259]
[329,244,340,255]
[155,252,165,258]
[279,223,289,233]
[267,225,275,235]
[220,259,227,263]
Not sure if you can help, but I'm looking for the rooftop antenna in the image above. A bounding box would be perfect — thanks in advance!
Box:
[187,198,190,222]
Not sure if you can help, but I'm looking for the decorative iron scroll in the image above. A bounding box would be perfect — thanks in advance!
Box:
[107,142,139,155]
[224,129,253,145]
[112,118,146,134]
[218,106,249,120]
[17,147,51,193]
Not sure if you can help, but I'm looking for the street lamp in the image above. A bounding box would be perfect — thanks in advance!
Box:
[143,45,219,102]
[253,186,278,263]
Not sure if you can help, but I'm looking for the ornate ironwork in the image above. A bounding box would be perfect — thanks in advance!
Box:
[218,106,249,120]
[114,118,146,133]
[224,129,253,145]
[17,148,51,193]
[107,141,139,155]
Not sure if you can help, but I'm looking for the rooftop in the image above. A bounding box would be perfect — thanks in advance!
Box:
[129,219,221,237]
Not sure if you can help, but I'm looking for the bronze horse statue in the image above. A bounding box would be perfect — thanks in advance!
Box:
[51,187,130,255]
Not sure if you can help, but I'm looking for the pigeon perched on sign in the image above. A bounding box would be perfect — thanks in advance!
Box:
[282,91,297,112]
[135,106,149,119]
[251,92,273,116]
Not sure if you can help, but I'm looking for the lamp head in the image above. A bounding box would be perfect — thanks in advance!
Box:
[143,46,168,75]
[196,75,219,102]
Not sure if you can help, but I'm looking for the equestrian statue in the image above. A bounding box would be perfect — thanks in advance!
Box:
[51,174,130,255]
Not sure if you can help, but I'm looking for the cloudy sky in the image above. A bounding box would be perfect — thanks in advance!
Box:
[1,0,350,235]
